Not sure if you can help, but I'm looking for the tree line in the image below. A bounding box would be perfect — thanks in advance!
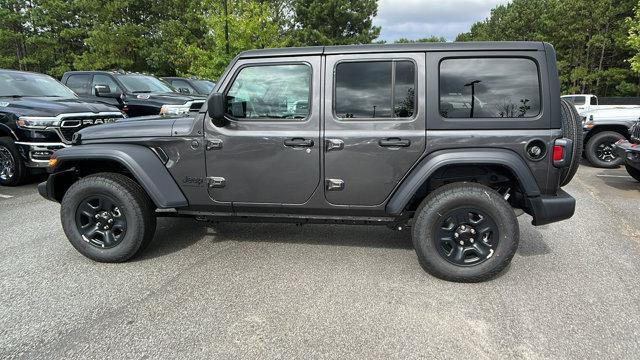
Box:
[2,0,640,97]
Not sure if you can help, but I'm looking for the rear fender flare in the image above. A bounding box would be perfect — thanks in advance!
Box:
[386,148,541,215]
[54,144,188,208]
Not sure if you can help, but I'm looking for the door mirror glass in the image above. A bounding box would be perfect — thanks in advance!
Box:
[208,92,228,127]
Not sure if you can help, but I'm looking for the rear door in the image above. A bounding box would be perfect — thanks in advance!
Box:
[323,53,426,206]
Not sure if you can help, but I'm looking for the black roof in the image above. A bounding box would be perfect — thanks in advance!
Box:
[238,42,548,59]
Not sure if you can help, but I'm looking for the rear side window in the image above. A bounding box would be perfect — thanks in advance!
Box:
[225,64,311,120]
[335,60,416,119]
[439,58,540,118]
[65,74,92,95]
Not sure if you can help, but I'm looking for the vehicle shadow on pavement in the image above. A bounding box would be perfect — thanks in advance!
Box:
[208,222,415,250]
[136,218,208,260]
[517,222,552,257]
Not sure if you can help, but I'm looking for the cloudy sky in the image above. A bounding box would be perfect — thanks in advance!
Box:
[373,0,511,42]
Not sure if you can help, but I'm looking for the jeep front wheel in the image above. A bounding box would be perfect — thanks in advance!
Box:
[60,172,156,262]
[585,131,625,168]
[412,183,519,282]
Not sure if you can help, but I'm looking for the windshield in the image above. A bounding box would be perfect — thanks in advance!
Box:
[116,74,175,93]
[0,72,77,98]
[192,80,216,94]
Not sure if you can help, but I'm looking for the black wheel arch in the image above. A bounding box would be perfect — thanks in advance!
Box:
[44,144,188,208]
[584,124,630,145]
[386,148,542,216]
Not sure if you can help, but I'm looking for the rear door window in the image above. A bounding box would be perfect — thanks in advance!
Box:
[335,60,416,119]
[65,74,93,95]
[439,58,541,118]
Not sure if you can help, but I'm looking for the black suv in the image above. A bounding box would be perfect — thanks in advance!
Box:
[0,69,124,186]
[40,43,580,282]
[614,120,640,181]
[161,77,216,96]
[61,71,206,117]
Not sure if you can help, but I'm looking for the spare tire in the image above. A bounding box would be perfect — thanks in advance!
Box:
[559,99,583,186]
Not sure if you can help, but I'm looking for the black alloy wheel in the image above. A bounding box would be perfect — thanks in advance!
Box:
[595,142,618,163]
[75,195,127,249]
[435,207,499,266]
[0,145,15,182]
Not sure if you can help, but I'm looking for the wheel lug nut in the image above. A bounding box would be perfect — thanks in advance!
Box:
[108,219,113,223]
[454,233,459,238]
[470,229,476,234]
[95,214,100,219]
[459,240,464,246]
[470,238,475,243]
[460,225,466,231]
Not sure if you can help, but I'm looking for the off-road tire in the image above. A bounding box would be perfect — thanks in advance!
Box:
[61,172,156,262]
[0,137,28,186]
[412,182,519,283]
[585,131,625,168]
[626,164,640,182]
[559,99,582,186]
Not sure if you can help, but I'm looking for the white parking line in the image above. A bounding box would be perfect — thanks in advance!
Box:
[596,174,632,178]
[0,194,13,199]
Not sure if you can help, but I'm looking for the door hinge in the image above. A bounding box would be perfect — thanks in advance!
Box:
[325,139,344,152]
[206,139,223,150]
[207,177,226,188]
[325,179,345,191]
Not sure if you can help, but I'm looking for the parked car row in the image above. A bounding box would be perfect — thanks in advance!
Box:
[562,94,640,171]
[0,69,215,186]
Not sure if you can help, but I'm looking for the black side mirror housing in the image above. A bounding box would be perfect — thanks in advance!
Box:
[179,87,191,94]
[207,93,228,127]
[95,85,122,99]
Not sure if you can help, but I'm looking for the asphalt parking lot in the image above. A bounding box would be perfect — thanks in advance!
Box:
[1,163,639,359]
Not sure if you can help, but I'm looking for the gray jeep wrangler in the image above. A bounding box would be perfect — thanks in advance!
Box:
[39,42,579,282]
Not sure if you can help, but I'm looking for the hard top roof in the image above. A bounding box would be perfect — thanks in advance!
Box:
[238,42,547,59]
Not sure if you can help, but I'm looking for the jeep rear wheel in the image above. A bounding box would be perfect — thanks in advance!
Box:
[585,131,625,168]
[412,183,519,282]
[0,137,27,187]
[61,172,156,262]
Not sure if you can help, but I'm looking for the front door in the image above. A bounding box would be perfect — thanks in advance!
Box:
[323,53,426,206]
[204,56,321,206]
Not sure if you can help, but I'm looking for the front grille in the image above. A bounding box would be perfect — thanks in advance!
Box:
[631,120,640,143]
[190,101,205,111]
[57,114,124,143]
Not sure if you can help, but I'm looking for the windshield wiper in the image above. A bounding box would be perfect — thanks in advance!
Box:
[0,95,24,98]
[132,91,152,94]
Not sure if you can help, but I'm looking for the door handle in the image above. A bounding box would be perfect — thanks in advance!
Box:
[379,138,410,147]
[284,138,314,147]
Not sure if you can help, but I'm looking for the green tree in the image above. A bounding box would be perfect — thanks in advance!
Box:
[184,0,285,79]
[458,0,640,96]
[288,0,380,46]
[627,1,640,73]
[394,36,446,43]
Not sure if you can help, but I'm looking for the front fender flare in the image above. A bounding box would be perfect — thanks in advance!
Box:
[386,148,541,215]
[53,144,188,208]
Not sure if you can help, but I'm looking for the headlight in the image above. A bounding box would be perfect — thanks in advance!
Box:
[16,116,60,129]
[160,103,191,115]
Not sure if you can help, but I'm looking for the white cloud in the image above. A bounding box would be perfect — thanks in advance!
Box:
[373,0,511,41]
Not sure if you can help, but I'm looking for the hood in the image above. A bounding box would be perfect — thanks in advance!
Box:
[127,92,206,105]
[0,96,120,117]
[77,115,197,141]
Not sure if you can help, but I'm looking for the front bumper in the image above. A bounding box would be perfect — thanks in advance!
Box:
[613,140,640,171]
[15,141,68,168]
[528,189,576,226]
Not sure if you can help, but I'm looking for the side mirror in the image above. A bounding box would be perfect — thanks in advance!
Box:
[178,87,191,94]
[95,85,122,99]
[207,93,228,127]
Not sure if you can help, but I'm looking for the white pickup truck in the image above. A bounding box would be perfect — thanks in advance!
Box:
[561,94,640,116]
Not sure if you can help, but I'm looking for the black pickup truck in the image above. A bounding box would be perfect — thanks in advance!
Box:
[614,120,640,181]
[0,69,124,186]
[61,71,206,117]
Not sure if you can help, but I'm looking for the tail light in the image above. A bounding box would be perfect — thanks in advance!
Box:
[553,138,573,168]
